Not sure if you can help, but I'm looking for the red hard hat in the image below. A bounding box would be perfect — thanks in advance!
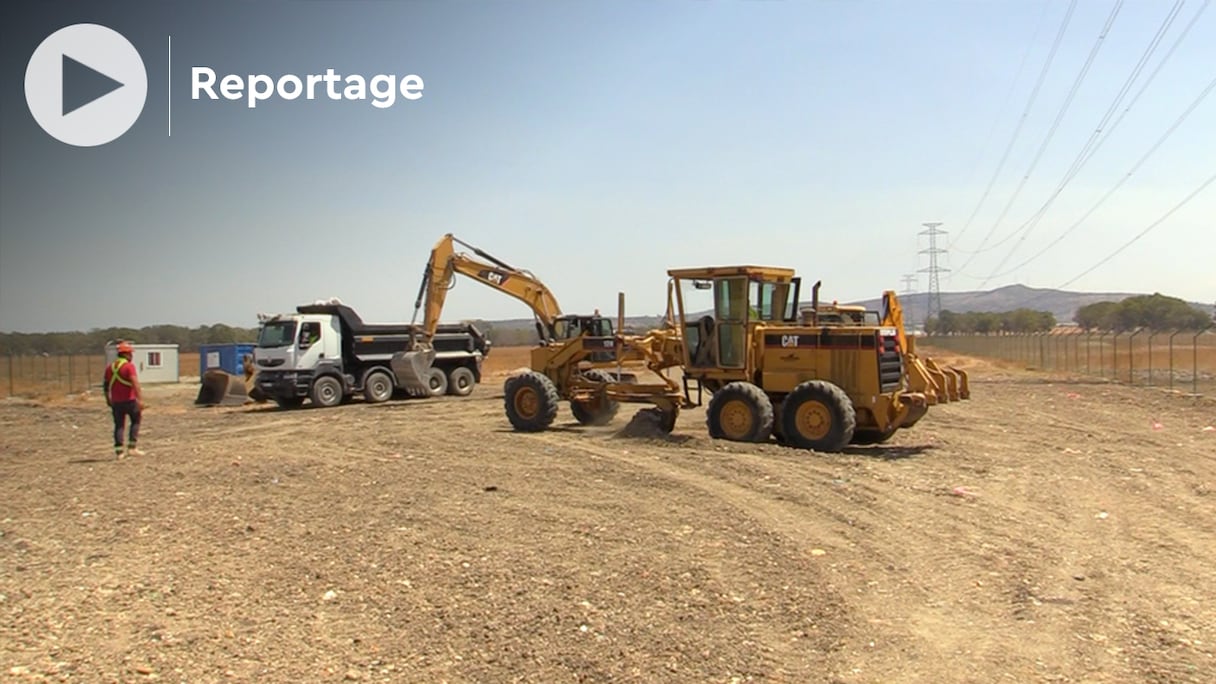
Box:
[116,341,134,354]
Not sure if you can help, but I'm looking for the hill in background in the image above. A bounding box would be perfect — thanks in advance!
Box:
[847,284,1210,326]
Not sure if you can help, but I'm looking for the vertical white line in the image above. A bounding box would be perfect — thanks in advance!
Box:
[167,35,172,137]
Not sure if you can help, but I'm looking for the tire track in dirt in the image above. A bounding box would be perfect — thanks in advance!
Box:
[530,429,983,682]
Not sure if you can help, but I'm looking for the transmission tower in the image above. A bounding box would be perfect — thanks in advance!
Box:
[917,222,949,323]
[899,274,917,330]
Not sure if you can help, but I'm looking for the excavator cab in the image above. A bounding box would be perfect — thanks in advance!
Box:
[551,314,616,362]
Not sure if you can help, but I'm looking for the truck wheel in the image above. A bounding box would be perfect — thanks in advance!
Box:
[706,381,773,442]
[362,369,395,404]
[780,380,856,452]
[310,375,344,408]
[275,396,304,410]
[426,367,449,397]
[570,369,620,426]
[446,366,476,397]
[503,371,559,432]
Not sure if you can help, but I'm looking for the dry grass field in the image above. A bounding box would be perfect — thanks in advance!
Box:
[3,347,1216,682]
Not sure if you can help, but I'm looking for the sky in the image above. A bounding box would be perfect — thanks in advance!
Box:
[1,0,1213,332]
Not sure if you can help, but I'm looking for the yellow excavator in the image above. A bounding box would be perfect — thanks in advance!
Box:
[392,234,689,430]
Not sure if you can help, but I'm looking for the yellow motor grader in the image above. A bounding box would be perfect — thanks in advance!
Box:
[658,265,956,450]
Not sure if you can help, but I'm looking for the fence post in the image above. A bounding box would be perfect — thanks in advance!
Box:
[1098,332,1108,378]
[1195,325,1214,396]
[1128,328,1142,385]
[6,354,11,397]
[1113,332,1123,383]
[1168,330,1182,392]
[1147,330,1160,387]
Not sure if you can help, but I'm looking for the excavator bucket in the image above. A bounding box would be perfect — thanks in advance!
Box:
[391,348,437,397]
[195,369,249,406]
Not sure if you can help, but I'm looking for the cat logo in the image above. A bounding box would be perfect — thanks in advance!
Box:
[480,269,507,286]
[781,335,800,348]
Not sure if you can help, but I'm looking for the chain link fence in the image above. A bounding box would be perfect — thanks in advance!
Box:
[2,353,201,398]
[922,327,1216,396]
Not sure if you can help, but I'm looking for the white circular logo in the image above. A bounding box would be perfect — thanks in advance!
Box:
[24,23,148,147]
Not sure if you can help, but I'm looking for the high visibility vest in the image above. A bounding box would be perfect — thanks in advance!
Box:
[107,358,133,393]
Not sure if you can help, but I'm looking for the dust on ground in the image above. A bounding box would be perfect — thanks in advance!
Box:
[2,353,1215,682]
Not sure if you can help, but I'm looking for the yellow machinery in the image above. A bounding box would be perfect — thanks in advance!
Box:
[394,234,689,430]
[662,265,937,450]
[810,295,971,405]
[877,291,970,404]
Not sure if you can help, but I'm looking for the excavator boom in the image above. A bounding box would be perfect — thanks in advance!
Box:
[394,233,567,394]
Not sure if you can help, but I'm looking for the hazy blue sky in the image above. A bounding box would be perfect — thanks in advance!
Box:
[1,0,1213,332]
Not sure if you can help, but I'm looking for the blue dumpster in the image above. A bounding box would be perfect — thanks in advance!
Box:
[198,343,257,378]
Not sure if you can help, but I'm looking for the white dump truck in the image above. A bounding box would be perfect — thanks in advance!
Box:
[252,302,490,409]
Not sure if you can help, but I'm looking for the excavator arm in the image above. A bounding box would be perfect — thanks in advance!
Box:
[392,234,566,395]
[412,234,564,343]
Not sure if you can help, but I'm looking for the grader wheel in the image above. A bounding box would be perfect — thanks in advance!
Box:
[780,380,856,452]
[503,371,559,432]
[706,381,774,443]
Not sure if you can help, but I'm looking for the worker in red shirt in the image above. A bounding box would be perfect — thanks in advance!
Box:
[104,341,145,457]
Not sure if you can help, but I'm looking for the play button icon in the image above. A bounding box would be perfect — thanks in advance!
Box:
[62,54,126,116]
[25,23,147,147]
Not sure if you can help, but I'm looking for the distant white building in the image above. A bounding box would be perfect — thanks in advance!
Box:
[104,342,180,384]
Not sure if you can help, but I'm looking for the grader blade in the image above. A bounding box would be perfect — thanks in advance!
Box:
[392,348,437,397]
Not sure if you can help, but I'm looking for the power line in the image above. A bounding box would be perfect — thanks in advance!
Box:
[954,0,1122,272]
[984,73,1216,281]
[1056,170,1216,290]
[951,0,1078,251]
[977,0,1187,287]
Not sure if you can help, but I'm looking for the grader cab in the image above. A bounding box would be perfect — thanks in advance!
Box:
[665,266,934,451]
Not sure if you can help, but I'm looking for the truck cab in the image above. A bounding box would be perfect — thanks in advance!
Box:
[255,313,342,377]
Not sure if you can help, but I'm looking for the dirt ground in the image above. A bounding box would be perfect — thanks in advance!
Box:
[2,348,1215,683]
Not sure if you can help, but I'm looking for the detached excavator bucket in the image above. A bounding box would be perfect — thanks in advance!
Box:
[195,369,249,406]
[391,348,437,397]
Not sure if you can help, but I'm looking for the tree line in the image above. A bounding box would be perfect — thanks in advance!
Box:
[924,309,1057,334]
[923,293,1212,335]
[0,324,264,355]
[0,320,561,355]
[1074,294,1212,332]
